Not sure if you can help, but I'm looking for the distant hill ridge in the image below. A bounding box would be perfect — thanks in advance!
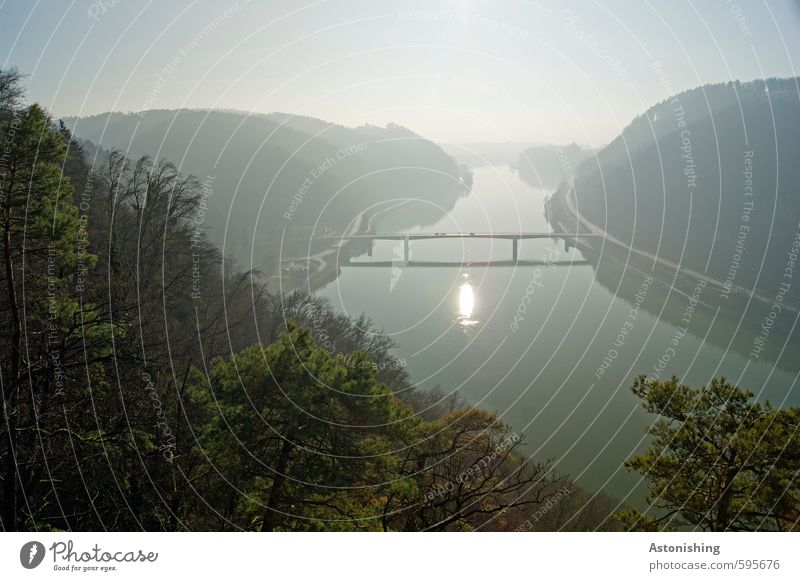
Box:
[517,142,593,188]
[64,108,469,279]
[565,77,800,304]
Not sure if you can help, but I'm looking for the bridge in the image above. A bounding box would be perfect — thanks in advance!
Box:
[340,259,592,268]
[315,232,603,263]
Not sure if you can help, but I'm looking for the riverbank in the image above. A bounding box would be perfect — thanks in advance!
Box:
[275,187,469,293]
[547,183,794,307]
[300,201,414,291]
[545,183,800,369]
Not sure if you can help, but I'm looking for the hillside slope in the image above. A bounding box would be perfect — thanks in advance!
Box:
[65,109,469,279]
[569,78,800,305]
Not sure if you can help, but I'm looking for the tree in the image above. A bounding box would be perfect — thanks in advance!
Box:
[0,68,25,111]
[383,408,565,531]
[188,327,571,532]
[617,375,800,531]
[0,87,88,530]
[189,325,418,531]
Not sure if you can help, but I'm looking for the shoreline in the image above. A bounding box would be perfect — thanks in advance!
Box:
[545,183,800,368]
[274,173,473,294]
[275,199,437,294]
[547,184,796,313]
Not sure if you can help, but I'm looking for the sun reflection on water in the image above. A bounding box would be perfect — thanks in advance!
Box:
[457,275,479,329]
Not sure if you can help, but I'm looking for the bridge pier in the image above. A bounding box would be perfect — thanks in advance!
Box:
[512,238,518,262]
[403,236,409,263]
[367,239,373,257]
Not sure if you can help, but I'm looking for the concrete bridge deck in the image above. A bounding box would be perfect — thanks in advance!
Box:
[315,231,603,241]
[341,259,591,268]
[314,231,602,262]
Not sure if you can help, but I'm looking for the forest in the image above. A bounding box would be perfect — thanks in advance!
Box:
[570,78,800,304]
[2,67,798,532]
[0,67,620,532]
[64,108,472,284]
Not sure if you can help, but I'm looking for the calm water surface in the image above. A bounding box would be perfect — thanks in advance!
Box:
[317,165,798,503]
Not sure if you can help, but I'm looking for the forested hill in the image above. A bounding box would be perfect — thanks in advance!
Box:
[569,77,800,304]
[64,109,469,277]
[1,68,623,532]
[517,143,593,188]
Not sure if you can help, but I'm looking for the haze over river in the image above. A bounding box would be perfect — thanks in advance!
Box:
[317,165,798,503]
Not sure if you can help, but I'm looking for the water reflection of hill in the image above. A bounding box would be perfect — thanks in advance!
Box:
[585,232,799,377]
[372,196,463,233]
[572,78,800,306]
[539,178,800,377]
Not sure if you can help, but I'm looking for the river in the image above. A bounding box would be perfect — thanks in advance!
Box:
[316,164,799,504]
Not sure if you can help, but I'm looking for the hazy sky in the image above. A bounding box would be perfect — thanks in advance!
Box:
[2,0,799,146]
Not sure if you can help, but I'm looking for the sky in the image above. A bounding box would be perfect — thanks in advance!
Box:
[2,0,799,147]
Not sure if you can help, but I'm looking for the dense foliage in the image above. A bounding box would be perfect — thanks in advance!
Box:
[618,375,800,531]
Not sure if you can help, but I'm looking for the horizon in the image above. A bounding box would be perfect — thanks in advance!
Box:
[59,72,799,151]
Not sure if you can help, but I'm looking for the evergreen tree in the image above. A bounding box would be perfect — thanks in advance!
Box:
[617,376,800,531]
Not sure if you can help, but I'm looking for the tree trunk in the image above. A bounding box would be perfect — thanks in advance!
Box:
[261,432,294,532]
[2,210,21,531]
[714,463,738,531]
